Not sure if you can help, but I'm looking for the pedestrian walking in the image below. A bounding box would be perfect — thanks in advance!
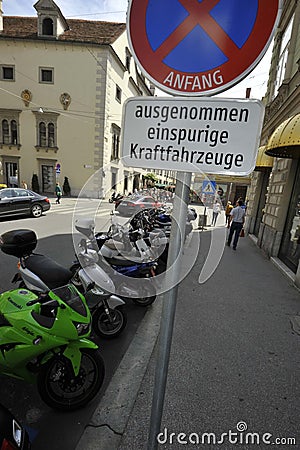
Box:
[211,201,221,226]
[21,180,28,190]
[227,199,245,250]
[225,201,233,226]
[237,197,247,210]
[55,182,62,204]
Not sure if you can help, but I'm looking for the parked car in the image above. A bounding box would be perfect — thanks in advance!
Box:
[0,403,31,449]
[115,195,162,216]
[0,188,50,219]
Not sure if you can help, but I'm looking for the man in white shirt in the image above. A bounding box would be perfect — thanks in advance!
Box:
[227,200,245,250]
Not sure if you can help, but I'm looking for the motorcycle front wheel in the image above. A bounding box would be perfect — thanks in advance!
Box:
[92,305,127,339]
[37,348,105,411]
[130,280,157,307]
[131,295,156,306]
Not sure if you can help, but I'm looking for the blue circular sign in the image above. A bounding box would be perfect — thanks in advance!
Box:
[128,0,281,96]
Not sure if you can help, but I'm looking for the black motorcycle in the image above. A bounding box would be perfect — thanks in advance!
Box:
[129,206,197,239]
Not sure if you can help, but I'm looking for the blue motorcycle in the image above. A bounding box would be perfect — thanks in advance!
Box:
[70,223,159,307]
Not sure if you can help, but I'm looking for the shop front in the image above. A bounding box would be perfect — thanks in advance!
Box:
[278,160,300,272]
[247,146,273,237]
[262,113,300,285]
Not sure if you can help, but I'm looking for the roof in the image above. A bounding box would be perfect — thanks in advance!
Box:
[1,17,126,45]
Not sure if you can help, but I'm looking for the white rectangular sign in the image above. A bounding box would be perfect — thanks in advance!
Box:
[121,97,265,176]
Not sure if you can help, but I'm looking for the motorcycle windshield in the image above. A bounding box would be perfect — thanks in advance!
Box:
[51,284,87,317]
[83,264,115,294]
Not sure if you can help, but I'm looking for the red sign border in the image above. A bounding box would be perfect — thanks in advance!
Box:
[127,0,281,96]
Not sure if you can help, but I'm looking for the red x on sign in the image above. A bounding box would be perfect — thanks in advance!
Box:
[127,0,281,96]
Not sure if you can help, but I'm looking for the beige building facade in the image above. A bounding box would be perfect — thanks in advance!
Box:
[246,0,300,287]
[0,0,154,198]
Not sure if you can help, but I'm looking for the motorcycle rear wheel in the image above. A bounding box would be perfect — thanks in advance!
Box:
[37,348,105,411]
[92,305,127,339]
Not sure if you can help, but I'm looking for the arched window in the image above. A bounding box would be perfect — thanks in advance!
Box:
[48,123,55,147]
[0,113,20,146]
[35,113,58,150]
[42,18,54,36]
[2,119,9,144]
[11,120,17,145]
[39,122,47,147]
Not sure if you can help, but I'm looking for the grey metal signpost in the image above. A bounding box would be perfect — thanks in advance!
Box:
[147,171,191,450]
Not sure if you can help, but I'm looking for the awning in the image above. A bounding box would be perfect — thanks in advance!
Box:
[265,113,300,158]
[255,145,273,170]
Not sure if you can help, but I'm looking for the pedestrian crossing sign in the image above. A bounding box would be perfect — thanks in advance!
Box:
[202,180,216,195]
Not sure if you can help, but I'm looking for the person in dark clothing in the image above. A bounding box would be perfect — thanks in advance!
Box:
[227,200,245,250]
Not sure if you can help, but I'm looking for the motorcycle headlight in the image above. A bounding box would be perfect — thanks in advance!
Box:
[73,321,91,336]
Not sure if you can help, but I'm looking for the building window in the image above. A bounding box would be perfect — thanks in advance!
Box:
[2,120,9,144]
[111,124,121,161]
[42,18,54,36]
[1,65,15,81]
[125,48,131,72]
[111,171,117,191]
[39,67,54,84]
[39,122,47,146]
[48,123,55,147]
[273,16,294,98]
[34,111,58,151]
[11,120,17,145]
[38,121,56,148]
[115,85,122,103]
[1,118,19,145]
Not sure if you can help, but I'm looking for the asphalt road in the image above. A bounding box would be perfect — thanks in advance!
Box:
[0,197,147,449]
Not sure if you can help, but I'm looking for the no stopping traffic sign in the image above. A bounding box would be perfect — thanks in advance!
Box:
[127,0,281,96]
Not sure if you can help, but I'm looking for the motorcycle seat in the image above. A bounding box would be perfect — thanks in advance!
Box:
[25,253,73,289]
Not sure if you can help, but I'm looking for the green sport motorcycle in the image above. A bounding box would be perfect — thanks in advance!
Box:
[0,232,105,411]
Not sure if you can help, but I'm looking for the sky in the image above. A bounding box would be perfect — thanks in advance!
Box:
[3,0,273,100]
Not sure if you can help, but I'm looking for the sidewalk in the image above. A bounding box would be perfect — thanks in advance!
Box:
[77,222,300,449]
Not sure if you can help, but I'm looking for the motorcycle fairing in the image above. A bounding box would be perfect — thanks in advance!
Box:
[63,338,98,376]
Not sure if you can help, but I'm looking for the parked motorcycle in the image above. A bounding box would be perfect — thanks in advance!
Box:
[71,219,158,307]
[1,229,127,339]
[108,192,123,204]
[95,221,168,275]
[0,403,31,450]
[0,230,105,411]
[129,206,197,238]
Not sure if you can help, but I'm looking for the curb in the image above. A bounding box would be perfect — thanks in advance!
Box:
[75,298,162,450]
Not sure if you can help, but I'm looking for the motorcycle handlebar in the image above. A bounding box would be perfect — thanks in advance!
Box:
[26,293,50,306]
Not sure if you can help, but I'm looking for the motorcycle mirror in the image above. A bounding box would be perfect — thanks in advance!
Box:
[75,218,95,239]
